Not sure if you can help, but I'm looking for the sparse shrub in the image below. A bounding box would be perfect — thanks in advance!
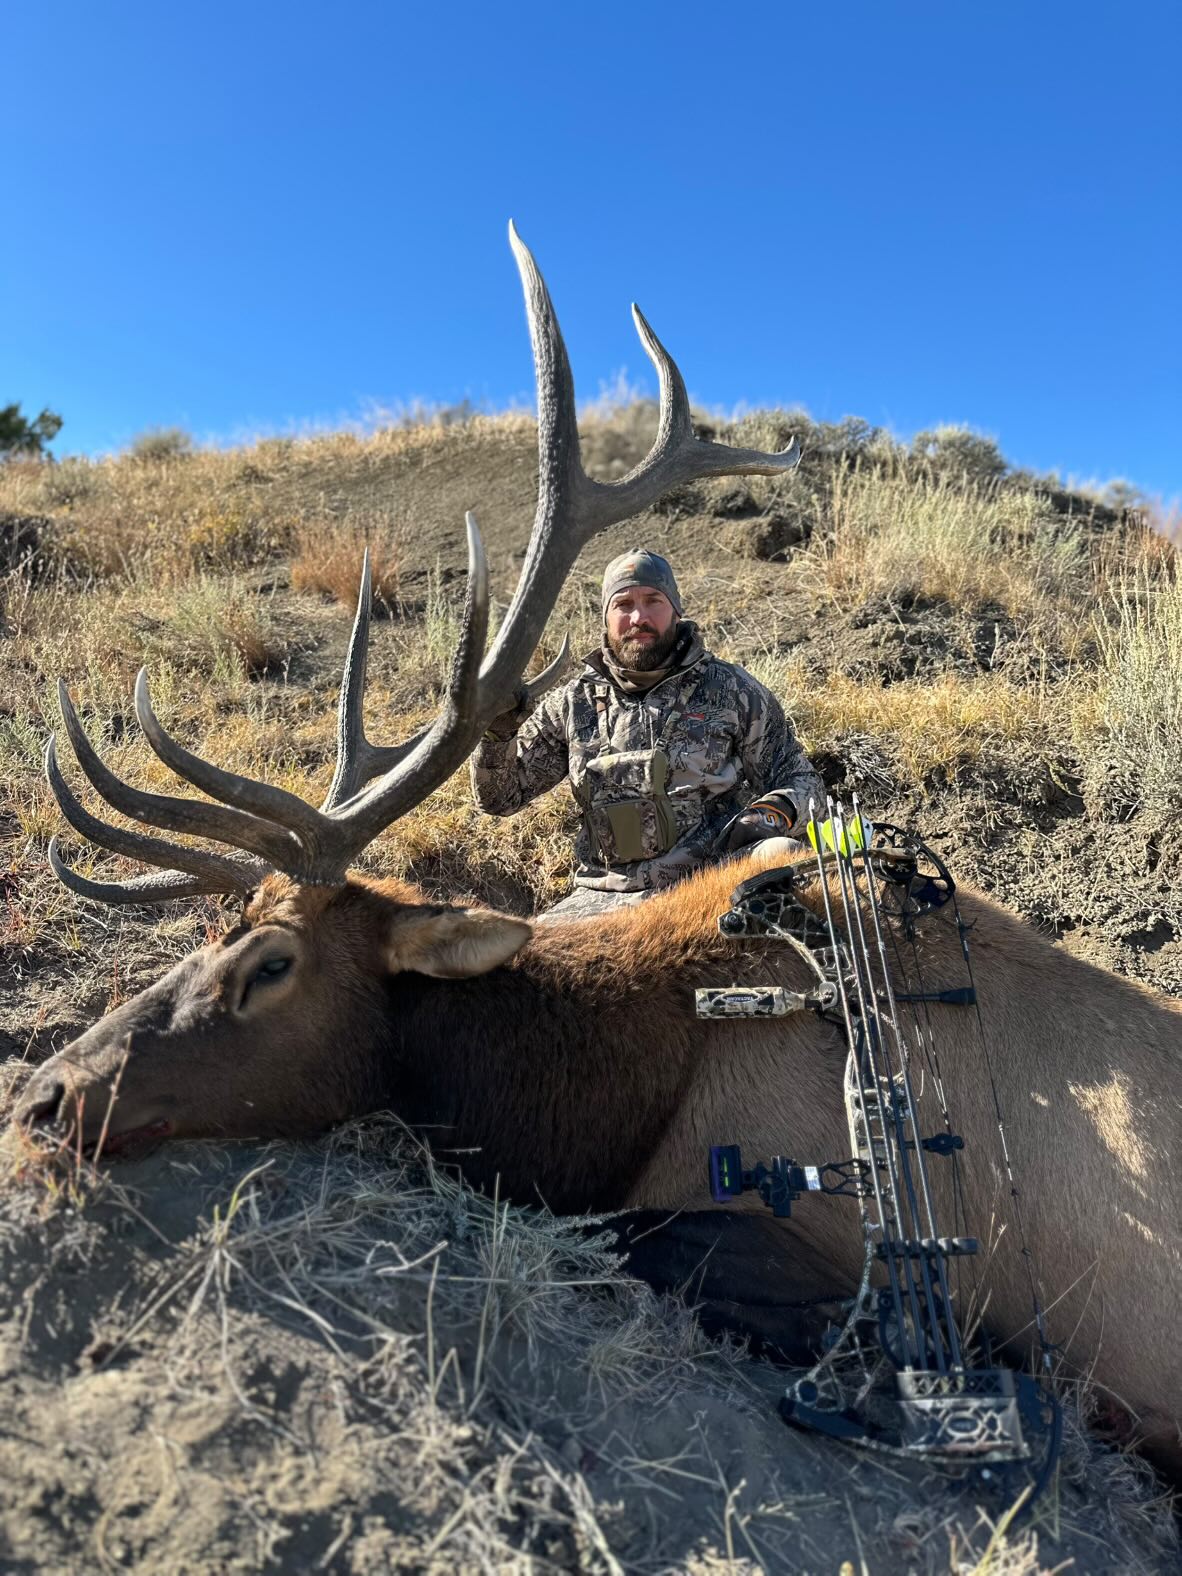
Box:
[911,424,1007,485]
[808,462,1089,624]
[721,410,890,470]
[35,455,102,508]
[430,398,477,428]
[368,397,480,432]
[1083,564,1182,825]
[722,406,813,458]
[292,524,401,609]
[707,411,894,555]
[1098,478,1147,514]
[153,578,293,679]
[184,507,273,568]
[129,426,194,462]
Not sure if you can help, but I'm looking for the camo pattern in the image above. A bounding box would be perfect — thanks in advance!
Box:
[694,986,806,1018]
[471,643,824,892]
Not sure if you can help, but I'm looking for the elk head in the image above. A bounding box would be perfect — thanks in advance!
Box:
[16,872,533,1153]
[16,222,800,1156]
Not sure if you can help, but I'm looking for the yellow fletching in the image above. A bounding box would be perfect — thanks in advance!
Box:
[806,813,872,861]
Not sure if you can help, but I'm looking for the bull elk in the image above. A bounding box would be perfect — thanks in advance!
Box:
[13,227,1181,1477]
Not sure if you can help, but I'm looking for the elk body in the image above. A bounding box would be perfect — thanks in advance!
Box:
[17,853,1182,1470]
[13,228,1180,1474]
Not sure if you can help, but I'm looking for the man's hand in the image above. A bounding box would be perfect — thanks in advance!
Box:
[720,790,800,852]
[483,685,534,743]
[483,645,574,743]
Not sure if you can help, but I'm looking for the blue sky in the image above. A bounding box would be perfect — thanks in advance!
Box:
[4,2,1178,499]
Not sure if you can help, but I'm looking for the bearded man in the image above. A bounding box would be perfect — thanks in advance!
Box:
[471,549,825,920]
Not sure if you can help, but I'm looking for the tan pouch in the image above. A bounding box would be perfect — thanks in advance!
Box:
[579,746,680,864]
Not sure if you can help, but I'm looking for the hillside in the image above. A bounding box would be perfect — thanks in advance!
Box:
[0,409,1177,1573]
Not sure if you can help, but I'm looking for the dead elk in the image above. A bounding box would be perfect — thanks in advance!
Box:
[13,229,1181,1478]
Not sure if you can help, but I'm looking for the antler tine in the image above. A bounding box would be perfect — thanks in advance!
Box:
[56,681,302,871]
[469,222,591,724]
[619,303,803,501]
[320,550,421,813]
[134,670,326,844]
[45,735,263,895]
[322,546,374,811]
[631,302,695,448]
[521,634,572,702]
[325,513,491,854]
[326,561,573,808]
[331,221,575,801]
[508,218,584,507]
[48,836,239,906]
[449,511,490,725]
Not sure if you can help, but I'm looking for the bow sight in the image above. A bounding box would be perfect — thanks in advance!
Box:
[698,798,1061,1503]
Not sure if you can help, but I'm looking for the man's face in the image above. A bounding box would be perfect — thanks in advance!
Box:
[605,587,679,669]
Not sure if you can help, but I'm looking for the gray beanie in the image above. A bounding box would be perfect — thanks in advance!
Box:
[601,549,683,622]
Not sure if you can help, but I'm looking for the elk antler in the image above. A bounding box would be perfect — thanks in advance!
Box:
[47,223,801,903]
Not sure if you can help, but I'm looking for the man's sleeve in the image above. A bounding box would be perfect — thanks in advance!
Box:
[737,675,826,825]
[469,688,571,816]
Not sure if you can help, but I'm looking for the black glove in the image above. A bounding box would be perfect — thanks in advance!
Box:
[719,791,800,853]
[483,685,533,742]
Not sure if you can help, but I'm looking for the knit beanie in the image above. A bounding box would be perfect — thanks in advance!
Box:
[600,549,683,622]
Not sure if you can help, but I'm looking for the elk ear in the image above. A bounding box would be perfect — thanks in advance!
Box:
[387,907,532,980]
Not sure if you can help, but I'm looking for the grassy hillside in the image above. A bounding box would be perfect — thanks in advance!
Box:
[0,408,1177,1573]
[1,406,1177,989]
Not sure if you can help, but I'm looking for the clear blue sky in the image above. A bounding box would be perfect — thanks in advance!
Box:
[5,2,1178,499]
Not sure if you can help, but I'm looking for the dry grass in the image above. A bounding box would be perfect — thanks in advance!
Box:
[799,462,1091,643]
[1081,561,1182,825]
[2,410,1177,929]
[3,1113,1169,1574]
[0,412,538,589]
[2,406,1178,929]
[290,518,404,607]
[1,1116,786,1572]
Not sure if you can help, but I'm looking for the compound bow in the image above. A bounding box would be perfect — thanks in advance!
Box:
[697,797,1062,1507]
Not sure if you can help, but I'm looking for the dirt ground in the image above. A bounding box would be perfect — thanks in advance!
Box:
[0,419,1178,1572]
[0,1122,1175,1576]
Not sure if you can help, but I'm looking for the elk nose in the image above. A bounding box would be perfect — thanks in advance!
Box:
[16,1079,65,1127]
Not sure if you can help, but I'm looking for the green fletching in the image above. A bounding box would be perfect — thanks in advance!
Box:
[807,813,873,861]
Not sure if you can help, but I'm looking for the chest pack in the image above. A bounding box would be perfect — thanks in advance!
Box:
[573,672,699,865]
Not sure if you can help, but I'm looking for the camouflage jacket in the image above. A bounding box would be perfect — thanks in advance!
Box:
[470,627,824,892]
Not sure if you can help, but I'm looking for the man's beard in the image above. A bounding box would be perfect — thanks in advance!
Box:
[606,622,681,671]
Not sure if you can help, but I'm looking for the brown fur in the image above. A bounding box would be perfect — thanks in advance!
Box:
[15,850,1181,1469]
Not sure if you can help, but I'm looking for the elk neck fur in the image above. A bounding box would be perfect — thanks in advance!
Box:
[242,854,845,1214]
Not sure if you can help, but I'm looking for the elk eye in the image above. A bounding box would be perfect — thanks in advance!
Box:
[253,957,292,982]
